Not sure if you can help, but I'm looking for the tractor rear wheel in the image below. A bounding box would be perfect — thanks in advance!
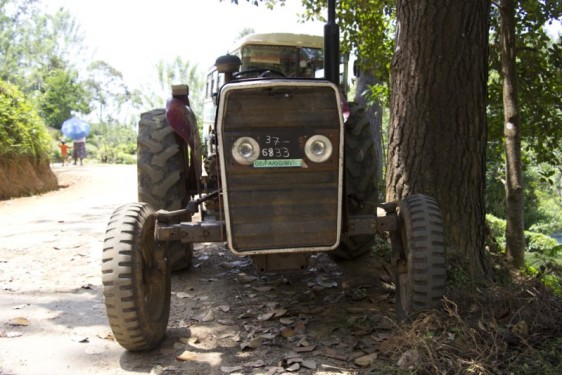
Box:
[102,203,171,351]
[333,102,379,259]
[138,109,193,271]
[394,194,447,317]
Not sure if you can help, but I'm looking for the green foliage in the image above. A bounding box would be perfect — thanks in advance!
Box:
[487,213,562,294]
[86,122,137,164]
[525,231,559,254]
[85,61,131,125]
[486,163,562,233]
[487,214,507,250]
[38,68,92,129]
[300,0,394,107]
[487,213,561,254]
[0,80,51,159]
[136,56,205,126]
[487,0,562,205]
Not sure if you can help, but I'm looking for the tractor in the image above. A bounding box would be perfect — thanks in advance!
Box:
[102,0,447,351]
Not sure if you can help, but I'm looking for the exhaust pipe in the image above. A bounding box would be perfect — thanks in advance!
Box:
[324,0,339,86]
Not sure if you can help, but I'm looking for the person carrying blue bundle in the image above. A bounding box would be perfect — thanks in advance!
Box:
[72,137,87,166]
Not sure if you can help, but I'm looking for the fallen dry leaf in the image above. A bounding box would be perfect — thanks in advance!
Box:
[322,348,348,361]
[281,327,296,338]
[179,336,200,345]
[220,365,243,373]
[253,286,274,292]
[258,312,275,321]
[371,332,390,342]
[237,274,257,283]
[176,351,197,361]
[273,309,287,317]
[280,317,295,325]
[240,338,261,350]
[295,320,307,332]
[218,319,236,326]
[285,363,300,372]
[301,360,317,369]
[260,333,277,340]
[8,317,29,326]
[245,359,265,368]
[176,292,192,299]
[238,311,254,319]
[355,353,377,367]
[97,332,115,341]
[194,310,214,322]
[293,344,317,353]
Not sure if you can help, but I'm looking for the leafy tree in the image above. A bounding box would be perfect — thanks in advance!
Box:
[0,1,85,93]
[498,0,526,267]
[488,0,562,266]
[137,56,204,122]
[38,68,92,129]
[0,0,39,85]
[85,61,132,125]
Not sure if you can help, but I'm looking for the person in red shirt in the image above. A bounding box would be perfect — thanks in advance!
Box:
[59,141,71,166]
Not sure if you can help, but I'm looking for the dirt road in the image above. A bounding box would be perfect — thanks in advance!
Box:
[0,164,395,375]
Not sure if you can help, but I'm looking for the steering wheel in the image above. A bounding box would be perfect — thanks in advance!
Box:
[233,69,286,79]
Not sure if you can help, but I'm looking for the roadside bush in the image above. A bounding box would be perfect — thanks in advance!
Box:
[486,214,506,249]
[525,231,559,254]
[487,214,561,259]
[487,214,562,295]
[0,80,52,159]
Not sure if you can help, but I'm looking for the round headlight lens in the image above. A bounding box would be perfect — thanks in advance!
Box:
[232,137,260,165]
[305,135,333,163]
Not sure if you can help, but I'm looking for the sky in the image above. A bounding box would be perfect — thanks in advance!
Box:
[42,0,325,87]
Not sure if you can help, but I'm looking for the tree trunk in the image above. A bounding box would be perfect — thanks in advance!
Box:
[386,0,490,276]
[354,70,384,194]
[500,0,525,268]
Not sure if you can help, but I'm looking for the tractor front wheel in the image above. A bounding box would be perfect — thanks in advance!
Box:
[102,203,171,351]
[393,194,447,317]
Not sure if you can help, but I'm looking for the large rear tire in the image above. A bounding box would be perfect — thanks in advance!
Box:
[333,102,379,259]
[102,203,171,351]
[394,194,447,317]
[138,109,193,271]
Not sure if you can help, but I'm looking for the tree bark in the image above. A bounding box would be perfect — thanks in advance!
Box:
[386,0,490,275]
[500,0,525,268]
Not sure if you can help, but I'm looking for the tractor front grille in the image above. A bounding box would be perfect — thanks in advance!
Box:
[217,80,343,254]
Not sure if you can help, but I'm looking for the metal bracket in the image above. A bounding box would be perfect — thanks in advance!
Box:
[155,221,225,243]
[347,213,398,236]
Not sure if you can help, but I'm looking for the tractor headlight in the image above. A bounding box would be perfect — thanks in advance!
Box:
[232,137,260,165]
[305,135,333,163]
